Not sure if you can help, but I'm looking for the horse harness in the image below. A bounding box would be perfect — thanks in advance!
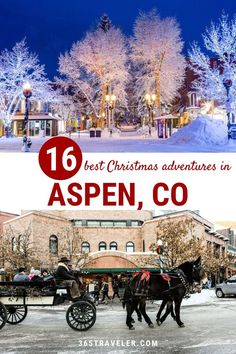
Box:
[163,269,191,297]
[132,268,192,298]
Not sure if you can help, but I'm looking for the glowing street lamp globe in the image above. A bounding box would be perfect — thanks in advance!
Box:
[145,93,151,102]
[22,82,32,98]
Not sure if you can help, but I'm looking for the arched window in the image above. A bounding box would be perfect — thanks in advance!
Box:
[12,237,17,252]
[81,241,90,254]
[126,241,134,253]
[190,93,197,107]
[18,235,24,253]
[49,235,58,255]
[99,241,107,251]
[110,241,118,251]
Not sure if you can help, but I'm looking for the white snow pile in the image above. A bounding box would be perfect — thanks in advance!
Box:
[182,289,215,306]
[169,115,228,146]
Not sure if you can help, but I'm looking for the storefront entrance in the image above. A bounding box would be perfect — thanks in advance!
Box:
[15,120,53,137]
[29,120,52,137]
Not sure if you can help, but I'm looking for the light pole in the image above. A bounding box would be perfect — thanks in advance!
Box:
[101,111,106,128]
[156,239,164,274]
[105,93,117,136]
[23,82,32,132]
[22,82,32,152]
[145,93,156,135]
[223,69,233,139]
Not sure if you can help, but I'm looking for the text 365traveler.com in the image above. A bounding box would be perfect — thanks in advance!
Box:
[77,339,159,348]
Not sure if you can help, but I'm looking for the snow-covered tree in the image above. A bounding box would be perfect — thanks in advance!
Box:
[51,88,78,132]
[99,14,112,33]
[130,10,186,114]
[189,13,236,106]
[0,40,52,133]
[58,17,129,125]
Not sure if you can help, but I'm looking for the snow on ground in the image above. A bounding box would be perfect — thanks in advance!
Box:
[152,289,216,307]
[181,289,216,306]
[1,116,236,152]
[169,115,228,146]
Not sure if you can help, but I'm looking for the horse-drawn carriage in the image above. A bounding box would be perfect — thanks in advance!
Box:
[0,277,96,331]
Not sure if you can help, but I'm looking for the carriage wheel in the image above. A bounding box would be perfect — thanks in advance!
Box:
[66,300,96,331]
[6,305,28,325]
[87,300,96,312]
[0,302,7,330]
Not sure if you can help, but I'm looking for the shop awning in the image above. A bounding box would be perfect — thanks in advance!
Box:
[80,267,160,274]
[13,113,59,121]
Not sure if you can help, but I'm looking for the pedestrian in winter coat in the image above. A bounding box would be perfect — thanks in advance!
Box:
[112,280,120,299]
[13,267,29,281]
[101,281,110,302]
[55,256,80,299]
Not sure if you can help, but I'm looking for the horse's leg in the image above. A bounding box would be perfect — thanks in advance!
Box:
[135,305,142,322]
[156,299,167,325]
[159,301,173,325]
[126,302,136,330]
[174,298,184,327]
[170,302,176,321]
[139,299,154,328]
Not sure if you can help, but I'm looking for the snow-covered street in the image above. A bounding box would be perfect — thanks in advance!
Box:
[1,134,236,153]
[1,116,236,152]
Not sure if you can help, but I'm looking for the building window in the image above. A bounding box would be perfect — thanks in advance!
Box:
[81,242,90,254]
[74,220,83,226]
[126,241,135,253]
[87,220,100,227]
[99,241,107,251]
[101,221,114,227]
[131,221,139,226]
[190,93,197,107]
[12,237,17,252]
[114,221,127,227]
[18,235,24,253]
[110,241,118,251]
[213,243,220,258]
[49,235,58,255]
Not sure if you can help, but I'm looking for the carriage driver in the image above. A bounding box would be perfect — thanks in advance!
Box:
[55,256,80,300]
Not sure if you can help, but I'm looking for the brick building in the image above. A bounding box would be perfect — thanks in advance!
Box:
[2,210,229,283]
[0,211,19,235]
[214,221,236,276]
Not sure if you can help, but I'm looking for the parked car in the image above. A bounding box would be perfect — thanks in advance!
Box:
[215,275,236,298]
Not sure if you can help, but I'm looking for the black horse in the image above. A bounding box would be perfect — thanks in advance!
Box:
[156,299,176,326]
[124,256,207,330]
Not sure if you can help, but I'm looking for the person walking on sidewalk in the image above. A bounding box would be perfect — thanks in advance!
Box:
[101,281,110,303]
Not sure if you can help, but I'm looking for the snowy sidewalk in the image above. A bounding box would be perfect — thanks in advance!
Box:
[1,116,236,152]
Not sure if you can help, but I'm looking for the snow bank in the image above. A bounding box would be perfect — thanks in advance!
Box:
[181,289,216,306]
[169,115,228,146]
[153,289,216,307]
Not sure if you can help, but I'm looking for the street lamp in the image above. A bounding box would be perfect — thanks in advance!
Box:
[223,68,234,139]
[145,93,156,135]
[105,93,117,136]
[101,111,106,128]
[22,82,32,152]
[156,239,164,274]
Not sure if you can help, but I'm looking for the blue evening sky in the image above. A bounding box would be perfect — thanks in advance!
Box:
[0,0,235,77]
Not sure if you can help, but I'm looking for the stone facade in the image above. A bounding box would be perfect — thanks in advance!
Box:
[0,211,19,234]
[2,210,230,276]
